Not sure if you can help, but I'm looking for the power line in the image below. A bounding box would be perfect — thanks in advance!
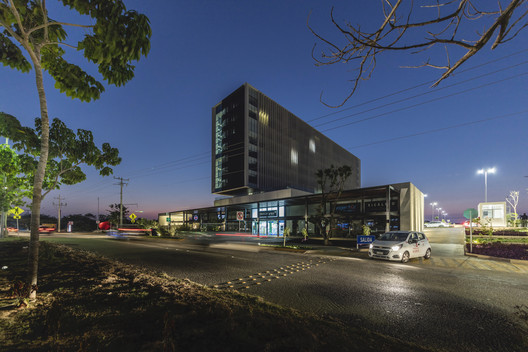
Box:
[346,109,528,150]
[307,48,528,123]
[314,61,528,129]
[322,72,528,133]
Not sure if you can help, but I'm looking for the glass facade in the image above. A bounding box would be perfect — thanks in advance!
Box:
[161,185,412,237]
[212,83,361,196]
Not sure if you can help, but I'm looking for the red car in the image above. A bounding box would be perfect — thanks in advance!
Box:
[39,224,56,233]
[462,221,478,228]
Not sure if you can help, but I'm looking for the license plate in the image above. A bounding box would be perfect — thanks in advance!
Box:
[375,251,383,255]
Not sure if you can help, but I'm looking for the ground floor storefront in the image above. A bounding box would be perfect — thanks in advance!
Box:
[158,183,424,237]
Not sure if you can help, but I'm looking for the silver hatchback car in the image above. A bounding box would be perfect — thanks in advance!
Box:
[368,231,432,263]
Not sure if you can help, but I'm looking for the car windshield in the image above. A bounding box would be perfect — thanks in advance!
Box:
[379,232,409,242]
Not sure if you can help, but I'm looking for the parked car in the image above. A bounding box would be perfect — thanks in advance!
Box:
[424,221,450,228]
[462,220,478,227]
[368,231,431,263]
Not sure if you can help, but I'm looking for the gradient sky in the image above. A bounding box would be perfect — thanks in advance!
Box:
[1,1,527,222]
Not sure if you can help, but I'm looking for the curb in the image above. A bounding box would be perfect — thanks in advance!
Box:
[465,252,528,266]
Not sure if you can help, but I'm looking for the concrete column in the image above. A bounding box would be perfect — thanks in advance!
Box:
[385,186,391,233]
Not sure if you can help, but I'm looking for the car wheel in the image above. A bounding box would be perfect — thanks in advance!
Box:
[424,248,431,259]
[401,251,410,263]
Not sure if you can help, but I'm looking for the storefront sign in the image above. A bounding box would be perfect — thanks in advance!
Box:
[259,210,277,218]
[335,203,359,214]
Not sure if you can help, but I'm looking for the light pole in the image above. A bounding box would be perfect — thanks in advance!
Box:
[430,202,437,221]
[437,207,442,220]
[477,167,496,203]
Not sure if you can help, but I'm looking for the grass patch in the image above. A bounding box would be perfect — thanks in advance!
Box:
[0,239,429,351]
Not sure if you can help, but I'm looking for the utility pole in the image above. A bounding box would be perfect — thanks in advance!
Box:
[114,177,129,227]
[97,197,100,231]
[53,195,67,232]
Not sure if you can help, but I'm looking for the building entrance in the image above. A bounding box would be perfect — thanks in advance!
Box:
[252,220,285,236]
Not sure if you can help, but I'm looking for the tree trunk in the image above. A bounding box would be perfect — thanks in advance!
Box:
[27,56,50,301]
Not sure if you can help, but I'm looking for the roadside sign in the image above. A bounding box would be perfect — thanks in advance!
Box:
[166,217,170,222]
[236,211,244,221]
[129,213,137,223]
[13,215,21,219]
[357,235,376,244]
[8,207,24,215]
[463,208,478,219]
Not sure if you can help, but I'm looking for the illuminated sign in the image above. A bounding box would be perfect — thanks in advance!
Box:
[259,210,277,218]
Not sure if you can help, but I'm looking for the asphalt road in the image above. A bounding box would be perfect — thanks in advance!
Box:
[38,231,528,351]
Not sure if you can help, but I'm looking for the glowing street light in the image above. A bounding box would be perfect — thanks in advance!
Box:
[477,167,496,202]
[429,202,437,221]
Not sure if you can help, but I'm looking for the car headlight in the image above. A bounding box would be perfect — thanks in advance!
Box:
[369,243,373,249]
[391,244,402,251]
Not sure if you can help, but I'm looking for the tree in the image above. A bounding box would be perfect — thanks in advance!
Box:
[2,112,121,197]
[310,0,528,106]
[0,142,32,237]
[106,203,129,226]
[309,164,352,245]
[61,213,96,232]
[506,190,519,221]
[0,1,150,299]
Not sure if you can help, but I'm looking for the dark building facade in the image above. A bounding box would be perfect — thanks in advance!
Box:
[212,83,361,196]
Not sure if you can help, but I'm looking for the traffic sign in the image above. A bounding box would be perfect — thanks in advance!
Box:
[129,213,137,220]
[236,211,244,221]
[463,208,478,220]
[9,207,24,215]
[13,215,21,219]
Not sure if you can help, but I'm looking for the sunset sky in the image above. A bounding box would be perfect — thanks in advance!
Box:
[1,0,527,222]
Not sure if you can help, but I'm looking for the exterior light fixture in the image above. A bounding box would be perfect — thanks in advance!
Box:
[477,167,496,202]
[429,202,437,221]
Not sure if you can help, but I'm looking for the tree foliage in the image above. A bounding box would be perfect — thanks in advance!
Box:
[310,0,528,106]
[105,203,129,226]
[0,0,151,100]
[0,142,32,211]
[0,111,121,198]
[309,164,352,245]
[0,0,150,299]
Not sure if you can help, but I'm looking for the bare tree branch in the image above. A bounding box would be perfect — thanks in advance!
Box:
[310,0,527,106]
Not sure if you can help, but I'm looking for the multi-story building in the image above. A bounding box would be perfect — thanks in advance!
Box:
[212,83,360,197]
[159,83,424,236]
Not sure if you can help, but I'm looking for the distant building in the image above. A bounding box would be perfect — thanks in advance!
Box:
[478,202,507,227]
[212,83,360,196]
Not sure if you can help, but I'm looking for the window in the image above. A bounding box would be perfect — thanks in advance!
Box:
[290,148,298,165]
[309,138,316,153]
[482,204,504,219]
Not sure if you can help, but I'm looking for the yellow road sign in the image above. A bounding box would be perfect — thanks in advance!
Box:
[129,213,137,221]
[8,207,24,215]
[13,215,21,219]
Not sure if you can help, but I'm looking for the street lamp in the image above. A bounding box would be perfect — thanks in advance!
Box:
[477,167,496,202]
[437,207,442,220]
[430,202,437,221]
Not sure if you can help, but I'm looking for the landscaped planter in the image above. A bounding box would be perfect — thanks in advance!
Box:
[466,243,528,260]
[465,229,528,236]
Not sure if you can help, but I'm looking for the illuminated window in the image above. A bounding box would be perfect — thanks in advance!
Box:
[309,139,316,153]
[290,149,298,165]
